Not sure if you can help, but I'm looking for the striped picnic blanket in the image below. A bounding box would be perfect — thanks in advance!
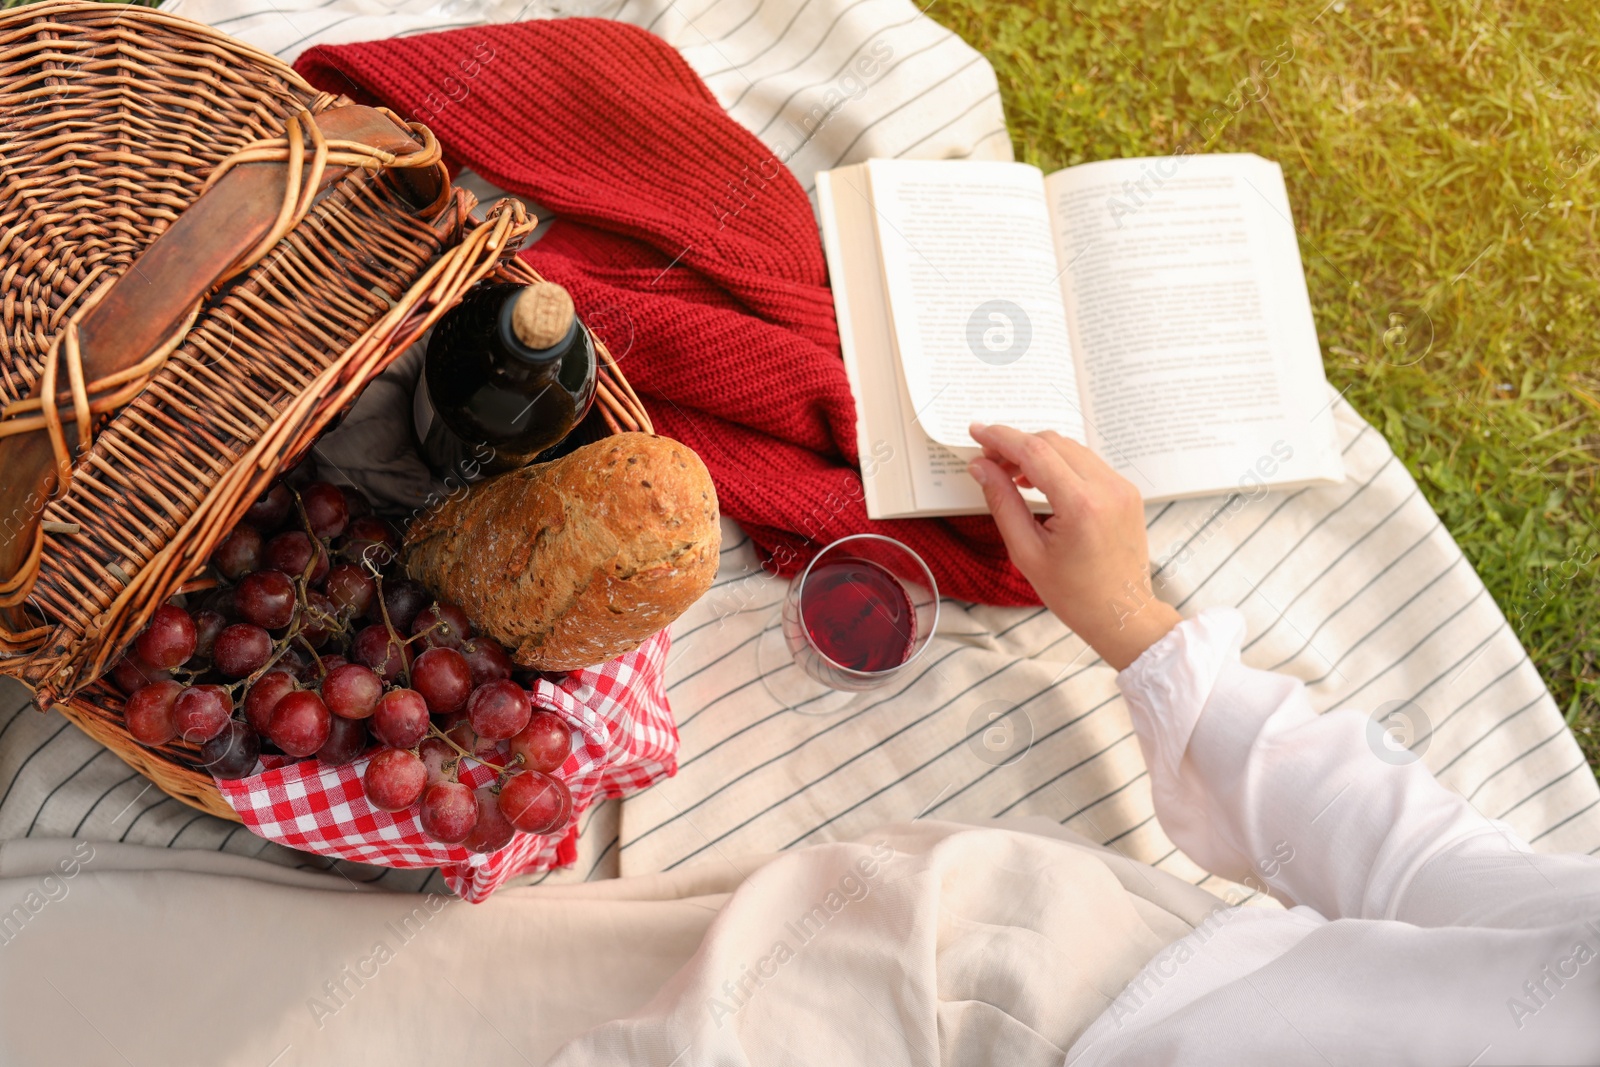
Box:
[630,397,1600,893]
[0,0,1592,895]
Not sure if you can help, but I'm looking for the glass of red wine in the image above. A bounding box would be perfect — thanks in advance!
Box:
[780,534,939,694]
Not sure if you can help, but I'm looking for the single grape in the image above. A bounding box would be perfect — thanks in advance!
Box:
[243,669,298,734]
[497,771,570,834]
[277,645,314,682]
[134,604,197,670]
[109,654,172,696]
[460,638,513,686]
[418,737,457,785]
[191,609,227,661]
[173,685,233,744]
[370,579,427,631]
[351,625,410,682]
[343,516,398,569]
[324,563,375,618]
[509,710,573,774]
[410,602,472,650]
[244,483,292,531]
[318,654,349,675]
[443,715,478,754]
[412,647,473,714]
[268,690,332,757]
[124,680,183,746]
[446,715,502,761]
[212,525,263,580]
[194,585,241,623]
[463,785,517,853]
[419,780,478,844]
[234,570,296,630]
[317,715,369,766]
[301,482,351,540]
[467,679,531,741]
[363,747,426,812]
[372,688,429,748]
[264,531,329,585]
[199,720,260,779]
[213,623,273,678]
[340,485,371,519]
[322,663,384,720]
[554,773,573,826]
[299,591,339,648]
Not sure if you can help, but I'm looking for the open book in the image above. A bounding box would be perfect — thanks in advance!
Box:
[816,154,1346,518]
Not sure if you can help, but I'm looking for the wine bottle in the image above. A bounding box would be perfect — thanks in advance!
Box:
[413,281,597,481]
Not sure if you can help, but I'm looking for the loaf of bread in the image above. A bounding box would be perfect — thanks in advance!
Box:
[404,433,719,671]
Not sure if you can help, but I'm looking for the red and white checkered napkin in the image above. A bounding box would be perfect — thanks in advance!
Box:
[214,631,676,902]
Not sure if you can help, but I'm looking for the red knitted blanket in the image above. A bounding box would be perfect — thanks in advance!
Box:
[296,19,1038,606]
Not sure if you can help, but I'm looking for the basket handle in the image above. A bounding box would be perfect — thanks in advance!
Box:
[0,105,447,635]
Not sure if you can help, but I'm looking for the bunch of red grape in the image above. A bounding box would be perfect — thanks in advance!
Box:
[111,478,574,851]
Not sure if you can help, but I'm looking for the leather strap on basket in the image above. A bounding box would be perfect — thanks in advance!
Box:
[0,105,447,636]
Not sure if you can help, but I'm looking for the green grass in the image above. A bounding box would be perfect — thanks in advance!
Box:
[17,0,1600,782]
[931,0,1600,779]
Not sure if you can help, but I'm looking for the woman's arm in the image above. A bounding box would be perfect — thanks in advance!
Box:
[970,423,1599,925]
[1121,608,1491,917]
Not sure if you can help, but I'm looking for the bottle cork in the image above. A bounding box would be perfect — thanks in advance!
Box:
[511,281,576,350]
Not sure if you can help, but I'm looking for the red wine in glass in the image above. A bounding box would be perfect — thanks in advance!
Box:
[800,557,916,672]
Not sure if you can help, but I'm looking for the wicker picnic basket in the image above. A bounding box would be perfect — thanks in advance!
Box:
[0,1,651,820]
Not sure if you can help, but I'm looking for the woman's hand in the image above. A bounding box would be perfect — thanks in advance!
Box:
[968,422,1180,671]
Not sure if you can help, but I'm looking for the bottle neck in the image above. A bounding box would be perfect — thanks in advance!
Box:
[497,294,578,365]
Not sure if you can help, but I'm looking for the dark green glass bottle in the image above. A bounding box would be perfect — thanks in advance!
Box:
[413,281,597,481]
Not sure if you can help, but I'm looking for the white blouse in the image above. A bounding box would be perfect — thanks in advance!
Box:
[1067,607,1600,1065]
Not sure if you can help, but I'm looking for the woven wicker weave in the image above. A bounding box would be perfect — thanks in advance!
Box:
[0,2,650,820]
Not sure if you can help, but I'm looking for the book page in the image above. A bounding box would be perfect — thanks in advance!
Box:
[1045,154,1343,500]
[815,166,918,518]
[816,165,1048,518]
[866,159,1084,450]
[894,364,1049,515]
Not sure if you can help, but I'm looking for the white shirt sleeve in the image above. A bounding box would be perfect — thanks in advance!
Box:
[1115,606,1598,924]
[1064,607,1600,1066]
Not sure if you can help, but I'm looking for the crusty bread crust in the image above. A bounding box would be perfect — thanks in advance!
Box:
[404,433,720,671]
